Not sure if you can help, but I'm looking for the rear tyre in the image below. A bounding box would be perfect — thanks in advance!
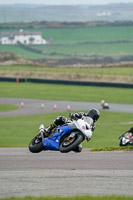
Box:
[59,132,84,153]
[29,135,44,153]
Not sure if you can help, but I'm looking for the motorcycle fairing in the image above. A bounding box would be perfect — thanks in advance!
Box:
[119,131,133,146]
[42,124,72,150]
[121,137,130,146]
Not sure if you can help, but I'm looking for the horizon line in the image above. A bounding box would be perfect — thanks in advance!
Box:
[0,2,132,5]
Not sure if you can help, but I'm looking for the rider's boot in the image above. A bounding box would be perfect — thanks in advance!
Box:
[39,123,56,138]
[39,124,47,138]
[40,116,66,138]
[42,123,57,137]
[46,123,57,133]
[73,144,82,153]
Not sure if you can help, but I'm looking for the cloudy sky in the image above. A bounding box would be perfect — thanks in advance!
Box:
[1,0,133,5]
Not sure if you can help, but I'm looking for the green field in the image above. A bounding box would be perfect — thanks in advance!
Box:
[0,82,133,148]
[0,82,133,104]
[1,26,133,60]
[2,26,133,43]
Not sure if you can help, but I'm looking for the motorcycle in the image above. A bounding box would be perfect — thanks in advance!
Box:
[101,100,109,110]
[119,129,133,146]
[29,118,92,153]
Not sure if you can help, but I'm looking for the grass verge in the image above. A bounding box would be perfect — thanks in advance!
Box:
[0,196,133,200]
[90,146,133,152]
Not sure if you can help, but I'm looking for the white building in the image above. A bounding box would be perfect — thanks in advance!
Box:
[0,29,47,45]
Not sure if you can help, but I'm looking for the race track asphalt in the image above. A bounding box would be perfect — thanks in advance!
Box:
[0,148,133,198]
[0,97,133,198]
[0,97,133,117]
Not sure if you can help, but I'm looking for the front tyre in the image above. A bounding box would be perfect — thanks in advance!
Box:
[29,135,44,153]
[59,132,84,153]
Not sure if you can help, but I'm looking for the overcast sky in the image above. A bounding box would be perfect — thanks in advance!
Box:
[1,0,133,5]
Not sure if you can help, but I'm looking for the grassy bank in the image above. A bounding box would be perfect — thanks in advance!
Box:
[0,65,133,77]
[0,65,133,83]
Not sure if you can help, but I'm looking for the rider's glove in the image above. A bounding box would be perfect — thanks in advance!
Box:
[69,113,75,119]
[129,127,133,134]
[54,116,67,126]
[91,124,96,131]
[75,113,83,119]
[86,137,91,142]
[69,112,83,120]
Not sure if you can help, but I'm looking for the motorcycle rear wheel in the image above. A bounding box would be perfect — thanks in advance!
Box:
[29,135,44,153]
[59,132,84,153]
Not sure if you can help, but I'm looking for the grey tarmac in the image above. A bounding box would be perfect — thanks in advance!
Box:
[0,148,133,198]
[0,97,133,117]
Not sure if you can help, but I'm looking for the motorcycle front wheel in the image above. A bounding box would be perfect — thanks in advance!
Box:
[29,135,44,153]
[59,132,84,153]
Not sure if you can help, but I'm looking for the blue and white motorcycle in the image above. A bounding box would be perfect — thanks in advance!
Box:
[29,118,92,153]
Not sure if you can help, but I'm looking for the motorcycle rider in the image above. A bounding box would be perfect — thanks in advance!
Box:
[127,127,133,134]
[39,108,100,152]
